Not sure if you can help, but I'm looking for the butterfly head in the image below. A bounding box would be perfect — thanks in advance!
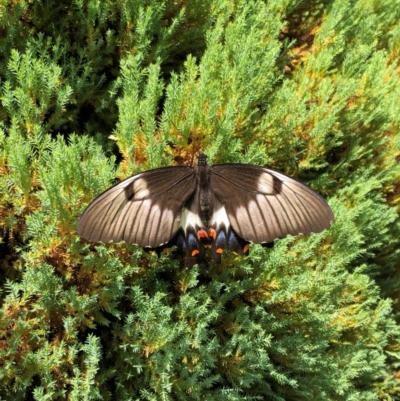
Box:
[197,153,208,166]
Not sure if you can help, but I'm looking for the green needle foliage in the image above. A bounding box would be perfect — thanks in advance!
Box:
[1,0,400,400]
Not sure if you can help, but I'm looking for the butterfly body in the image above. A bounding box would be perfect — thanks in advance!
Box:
[77,154,334,266]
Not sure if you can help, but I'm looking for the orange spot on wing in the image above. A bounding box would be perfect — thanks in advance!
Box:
[197,228,208,240]
[243,244,249,253]
[216,248,223,254]
[191,249,200,256]
[208,227,216,239]
[162,248,168,254]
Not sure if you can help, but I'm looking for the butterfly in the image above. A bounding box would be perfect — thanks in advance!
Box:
[77,154,334,266]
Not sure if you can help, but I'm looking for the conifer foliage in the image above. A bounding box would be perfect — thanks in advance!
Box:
[1,0,400,400]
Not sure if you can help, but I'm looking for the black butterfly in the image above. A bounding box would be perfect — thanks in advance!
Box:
[77,154,334,266]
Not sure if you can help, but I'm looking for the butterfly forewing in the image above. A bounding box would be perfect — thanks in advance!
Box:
[210,164,334,244]
[77,167,196,248]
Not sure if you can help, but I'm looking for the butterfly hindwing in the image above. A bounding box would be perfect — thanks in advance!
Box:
[77,166,196,248]
[210,164,334,244]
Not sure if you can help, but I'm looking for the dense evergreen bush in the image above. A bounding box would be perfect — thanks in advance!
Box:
[1,0,400,399]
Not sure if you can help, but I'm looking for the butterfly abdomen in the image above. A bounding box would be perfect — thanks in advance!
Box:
[195,161,214,220]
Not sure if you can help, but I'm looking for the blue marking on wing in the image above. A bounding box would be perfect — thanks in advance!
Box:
[228,230,240,248]
[187,232,199,248]
[215,230,227,247]
[175,231,186,250]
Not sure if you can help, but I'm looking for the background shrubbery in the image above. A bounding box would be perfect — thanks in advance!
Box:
[1,0,400,399]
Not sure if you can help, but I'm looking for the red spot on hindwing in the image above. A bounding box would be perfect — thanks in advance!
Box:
[197,228,209,240]
[208,227,216,239]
